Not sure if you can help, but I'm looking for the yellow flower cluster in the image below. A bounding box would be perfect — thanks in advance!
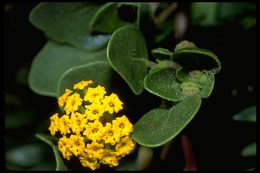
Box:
[48,80,135,170]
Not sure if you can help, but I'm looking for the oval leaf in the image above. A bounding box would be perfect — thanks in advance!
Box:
[90,3,132,33]
[132,95,202,147]
[6,144,43,167]
[35,133,68,171]
[29,3,109,50]
[107,26,148,95]
[28,41,107,97]
[144,68,183,102]
[57,61,113,97]
[151,48,172,60]
[241,142,256,157]
[172,48,221,74]
[233,106,256,122]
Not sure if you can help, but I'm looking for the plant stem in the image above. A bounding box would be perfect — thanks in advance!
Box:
[181,134,197,171]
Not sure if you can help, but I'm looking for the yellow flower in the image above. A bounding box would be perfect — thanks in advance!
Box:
[102,93,123,114]
[48,113,60,136]
[83,120,103,142]
[84,85,106,103]
[58,136,73,160]
[64,92,83,114]
[73,80,93,90]
[70,112,87,135]
[115,136,135,157]
[48,80,136,170]
[79,155,100,170]
[58,89,72,107]
[101,123,121,145]
[100,149,119,167]
[85,102,105,121]
[58,115,71,135]
[112,115,133,136]
[85,141,104,160]
[67,135,85,156]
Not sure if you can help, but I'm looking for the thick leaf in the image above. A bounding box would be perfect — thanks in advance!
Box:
[28,41,106,97]
[5,144,43,167]
[29,2,109,50]
[241,142,256,157]
[233,106,256,122]
[144,68,215,101]
[57,61,113,97]
[151,48,172,60]
[35,133,68,171]
[144,68,183,102]
[132,95,202,147]
[90,3,131,33]
[116,160,138,171]
[107,26,148,95]
[171,48,221,74]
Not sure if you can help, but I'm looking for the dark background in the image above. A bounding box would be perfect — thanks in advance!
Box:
[5,3,256,171]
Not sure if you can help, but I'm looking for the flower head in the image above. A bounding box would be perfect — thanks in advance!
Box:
[49,80,135,170]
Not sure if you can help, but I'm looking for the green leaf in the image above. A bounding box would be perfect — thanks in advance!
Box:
[57,61,113,97]
[144,68,215,101]
[28,41,107,97]
[241,142,256,157]
[191,2,219,26]
[172,48,221,74]
[132,95,202,147]
[233,106,256,122]
[29,2,109,50]
[90,3,132,33]
[107,26,148,95]
[151,48,172,60]
[5,144,43,167]
[144,68,183,102]
[116,160,138,171]
[218,3,256,21]
[35,133,68,171]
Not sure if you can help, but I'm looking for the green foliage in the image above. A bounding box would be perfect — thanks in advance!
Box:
[26,2,224,170]
[233,106,256,169]
[35,134,68,170]
[90,3,133,33]
[107,26,148,95]
[28,41,107,97]
[6,144,44,167]
[191,2,256,29]
[57,61,113,96]
[29,3,109,50]
[144,68,183,102]
[172,48,221,74]
[151,48,172,60]
[233,106,256,122]
[241,142,256,157]
[132,96,201,147]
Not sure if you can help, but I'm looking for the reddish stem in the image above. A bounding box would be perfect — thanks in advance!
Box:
[181,134,197,171]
